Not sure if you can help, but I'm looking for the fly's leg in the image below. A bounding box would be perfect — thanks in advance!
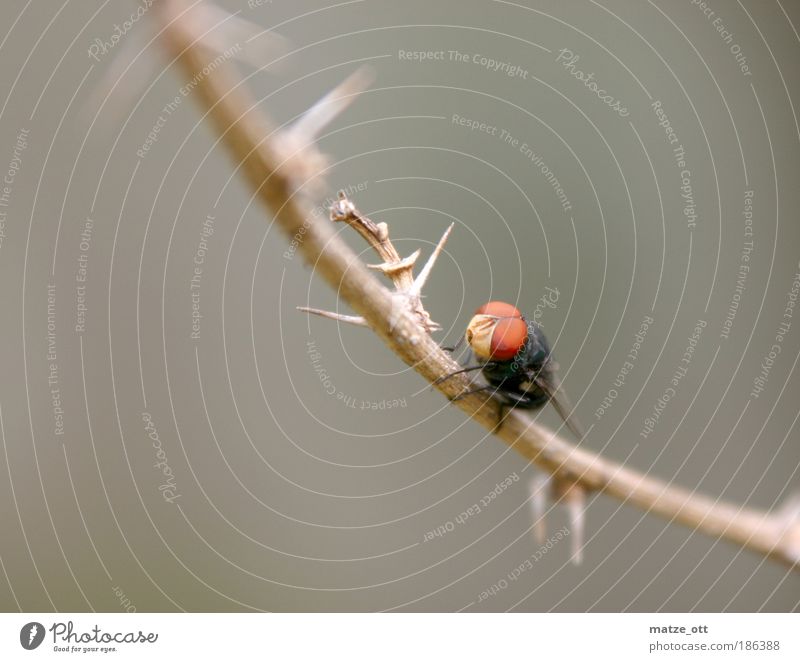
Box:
[440,337,464,353]
[450,384,511,432]
[451,384,496,401]
[494,400,511,432]
[432,365,485,386]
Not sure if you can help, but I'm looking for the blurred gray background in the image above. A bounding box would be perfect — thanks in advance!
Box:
[0,0,799,612]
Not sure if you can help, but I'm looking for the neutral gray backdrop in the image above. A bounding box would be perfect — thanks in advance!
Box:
[0,0,799,612]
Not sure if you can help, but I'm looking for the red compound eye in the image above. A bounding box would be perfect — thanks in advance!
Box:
[490,317,528,360]
[474,301,523,319]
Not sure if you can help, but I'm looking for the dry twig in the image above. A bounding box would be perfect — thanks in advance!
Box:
[154,0,799,569]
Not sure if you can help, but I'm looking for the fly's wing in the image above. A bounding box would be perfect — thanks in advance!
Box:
[533,370,585,439]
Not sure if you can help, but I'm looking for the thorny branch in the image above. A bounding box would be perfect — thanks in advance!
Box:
[154,0,799,569]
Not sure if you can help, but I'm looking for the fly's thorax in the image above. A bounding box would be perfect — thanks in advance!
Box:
[523,322,551,366]
[482,359,525,383]
[482,327,551,384]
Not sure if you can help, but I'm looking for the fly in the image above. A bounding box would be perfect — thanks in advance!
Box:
[437,300,584,438]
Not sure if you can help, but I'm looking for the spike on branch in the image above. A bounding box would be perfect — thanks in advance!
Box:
[530,474,551,545]
[301,192,450,333]
[295,306,367,327]
[274,69,373,195]
[553,480,586,566]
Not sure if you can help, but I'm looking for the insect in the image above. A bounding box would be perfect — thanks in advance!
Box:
[437,300,584,437]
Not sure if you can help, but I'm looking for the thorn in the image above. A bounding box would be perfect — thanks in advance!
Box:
[296,306,368,327]
[423,318,442,332]
[366,249,420,274]
[410,223,454,296]
[530,474,551,545]
[777,491,800,565]
[275,69,372,194]
[288,66,373,144]
[564,484,586,566]
[777,491,800,521]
